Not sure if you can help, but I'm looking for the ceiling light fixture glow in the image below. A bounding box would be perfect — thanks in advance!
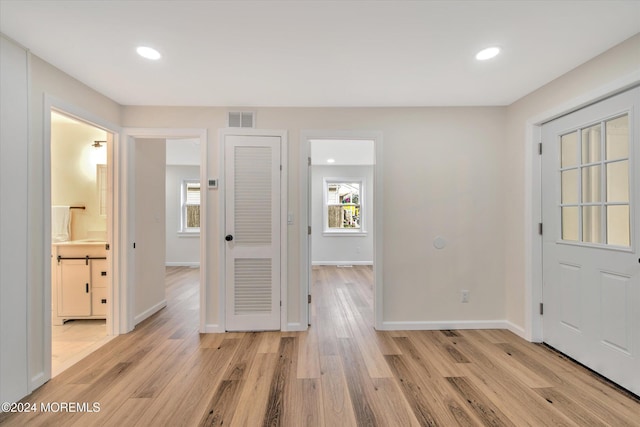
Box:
[327,158,335,163]
[136,46,161,60]
[475,47,500,61]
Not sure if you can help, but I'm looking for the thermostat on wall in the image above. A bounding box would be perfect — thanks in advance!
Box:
[208,179,218,189]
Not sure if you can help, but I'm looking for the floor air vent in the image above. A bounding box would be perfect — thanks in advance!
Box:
[228,111,255,128]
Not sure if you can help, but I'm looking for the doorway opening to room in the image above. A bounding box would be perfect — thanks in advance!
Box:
[305,138,377,330]
[164,138,202,332]
[122,128,207,335]
[49,110,115,377]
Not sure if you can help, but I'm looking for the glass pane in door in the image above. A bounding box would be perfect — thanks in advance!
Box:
[562,207,579,241]
[605,115,628,160]
[582,124,601,164]
[562,169,579,204]
[582,206,602,244]
[606,160,629,203]
[561,132,578,167]
[607,205,630,247]
[582,165,601,203]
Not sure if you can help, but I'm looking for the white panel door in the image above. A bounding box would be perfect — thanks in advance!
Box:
[542,87,640,395]
[225,135,281,331]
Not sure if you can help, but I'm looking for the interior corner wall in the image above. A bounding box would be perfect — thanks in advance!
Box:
[28,54,121,394]
[504,33,640,330]
[0,35,29,404]
[165,165,200,266]
[311,165,374,264]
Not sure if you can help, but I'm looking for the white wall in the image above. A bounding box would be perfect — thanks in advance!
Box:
[134,139,167,323]
[165,165,200,266]
[122,106,508,328]
[311,165,374,265]
[0,35,29,404]
[51,120,107,240]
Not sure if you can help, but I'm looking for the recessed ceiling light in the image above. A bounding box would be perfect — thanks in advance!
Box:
[475,47,500,61]
[327,158,335,163]
[136,46,161,60]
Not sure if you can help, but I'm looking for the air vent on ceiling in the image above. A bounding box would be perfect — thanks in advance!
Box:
[228,111,255,128]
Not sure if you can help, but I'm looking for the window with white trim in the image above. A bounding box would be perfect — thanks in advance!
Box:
[181,180,200,232]
[323,178,365,234]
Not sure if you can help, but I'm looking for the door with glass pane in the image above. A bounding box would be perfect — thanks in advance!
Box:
[224,135,281,331]
[541,87,640,395]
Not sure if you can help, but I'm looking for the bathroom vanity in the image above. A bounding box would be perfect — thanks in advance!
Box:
[52,241,108,325]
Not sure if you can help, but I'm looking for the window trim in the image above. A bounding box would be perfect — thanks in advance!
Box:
[322,177,366,235]
[180,179,201,235]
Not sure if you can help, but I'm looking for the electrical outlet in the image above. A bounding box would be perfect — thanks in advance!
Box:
[461,290,470,303]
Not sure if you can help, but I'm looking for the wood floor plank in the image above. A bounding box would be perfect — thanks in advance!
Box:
[392,336,482,426]
[446,376,516,427]
[263,336,297,426]
[319,355,357,427]
[532,387,609,427]
[229,353,278,427]
[3,266,639,426]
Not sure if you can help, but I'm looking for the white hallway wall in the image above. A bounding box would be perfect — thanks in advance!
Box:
[311,165,374,265]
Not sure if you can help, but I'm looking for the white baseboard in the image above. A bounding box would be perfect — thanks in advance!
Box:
[202,324,225,333]
[165,262,200,267]
[30,372,46,392]
[379,320,510,331]
[505,321,528,340]
[312,261,373,266]
[134,300,167,325]
[285,322,308,332]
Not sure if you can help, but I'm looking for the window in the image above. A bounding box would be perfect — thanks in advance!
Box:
[559,114,630,247]
[323,178,365,234]
[181,180,200,233]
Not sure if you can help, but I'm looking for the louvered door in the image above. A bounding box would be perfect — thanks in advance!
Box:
[225,135,281,331]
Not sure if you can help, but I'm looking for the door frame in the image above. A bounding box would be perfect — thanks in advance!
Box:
[219,128,288,331]
[42,95,120,385]
[121,128,208,333]
[299,130,384,330]
[526,72,640,342]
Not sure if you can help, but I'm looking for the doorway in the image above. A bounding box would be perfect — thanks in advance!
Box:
[122,128,207,333]
[49,110,115,376]
[300,133,382,330]
[541,86,640,395]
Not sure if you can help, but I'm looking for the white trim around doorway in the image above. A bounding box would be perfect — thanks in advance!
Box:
[120,128,208,333]
[300,130,384,331]
[40,94,121,389]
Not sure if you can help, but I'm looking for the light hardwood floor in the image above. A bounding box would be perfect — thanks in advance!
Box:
[52,319,113,378]
[1,265,638,426]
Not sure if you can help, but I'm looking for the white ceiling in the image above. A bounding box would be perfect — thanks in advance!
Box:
[1,1,639,107]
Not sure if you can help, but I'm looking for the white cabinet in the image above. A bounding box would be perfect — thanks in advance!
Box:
[58,259,91,316]
[52,243,108,325]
